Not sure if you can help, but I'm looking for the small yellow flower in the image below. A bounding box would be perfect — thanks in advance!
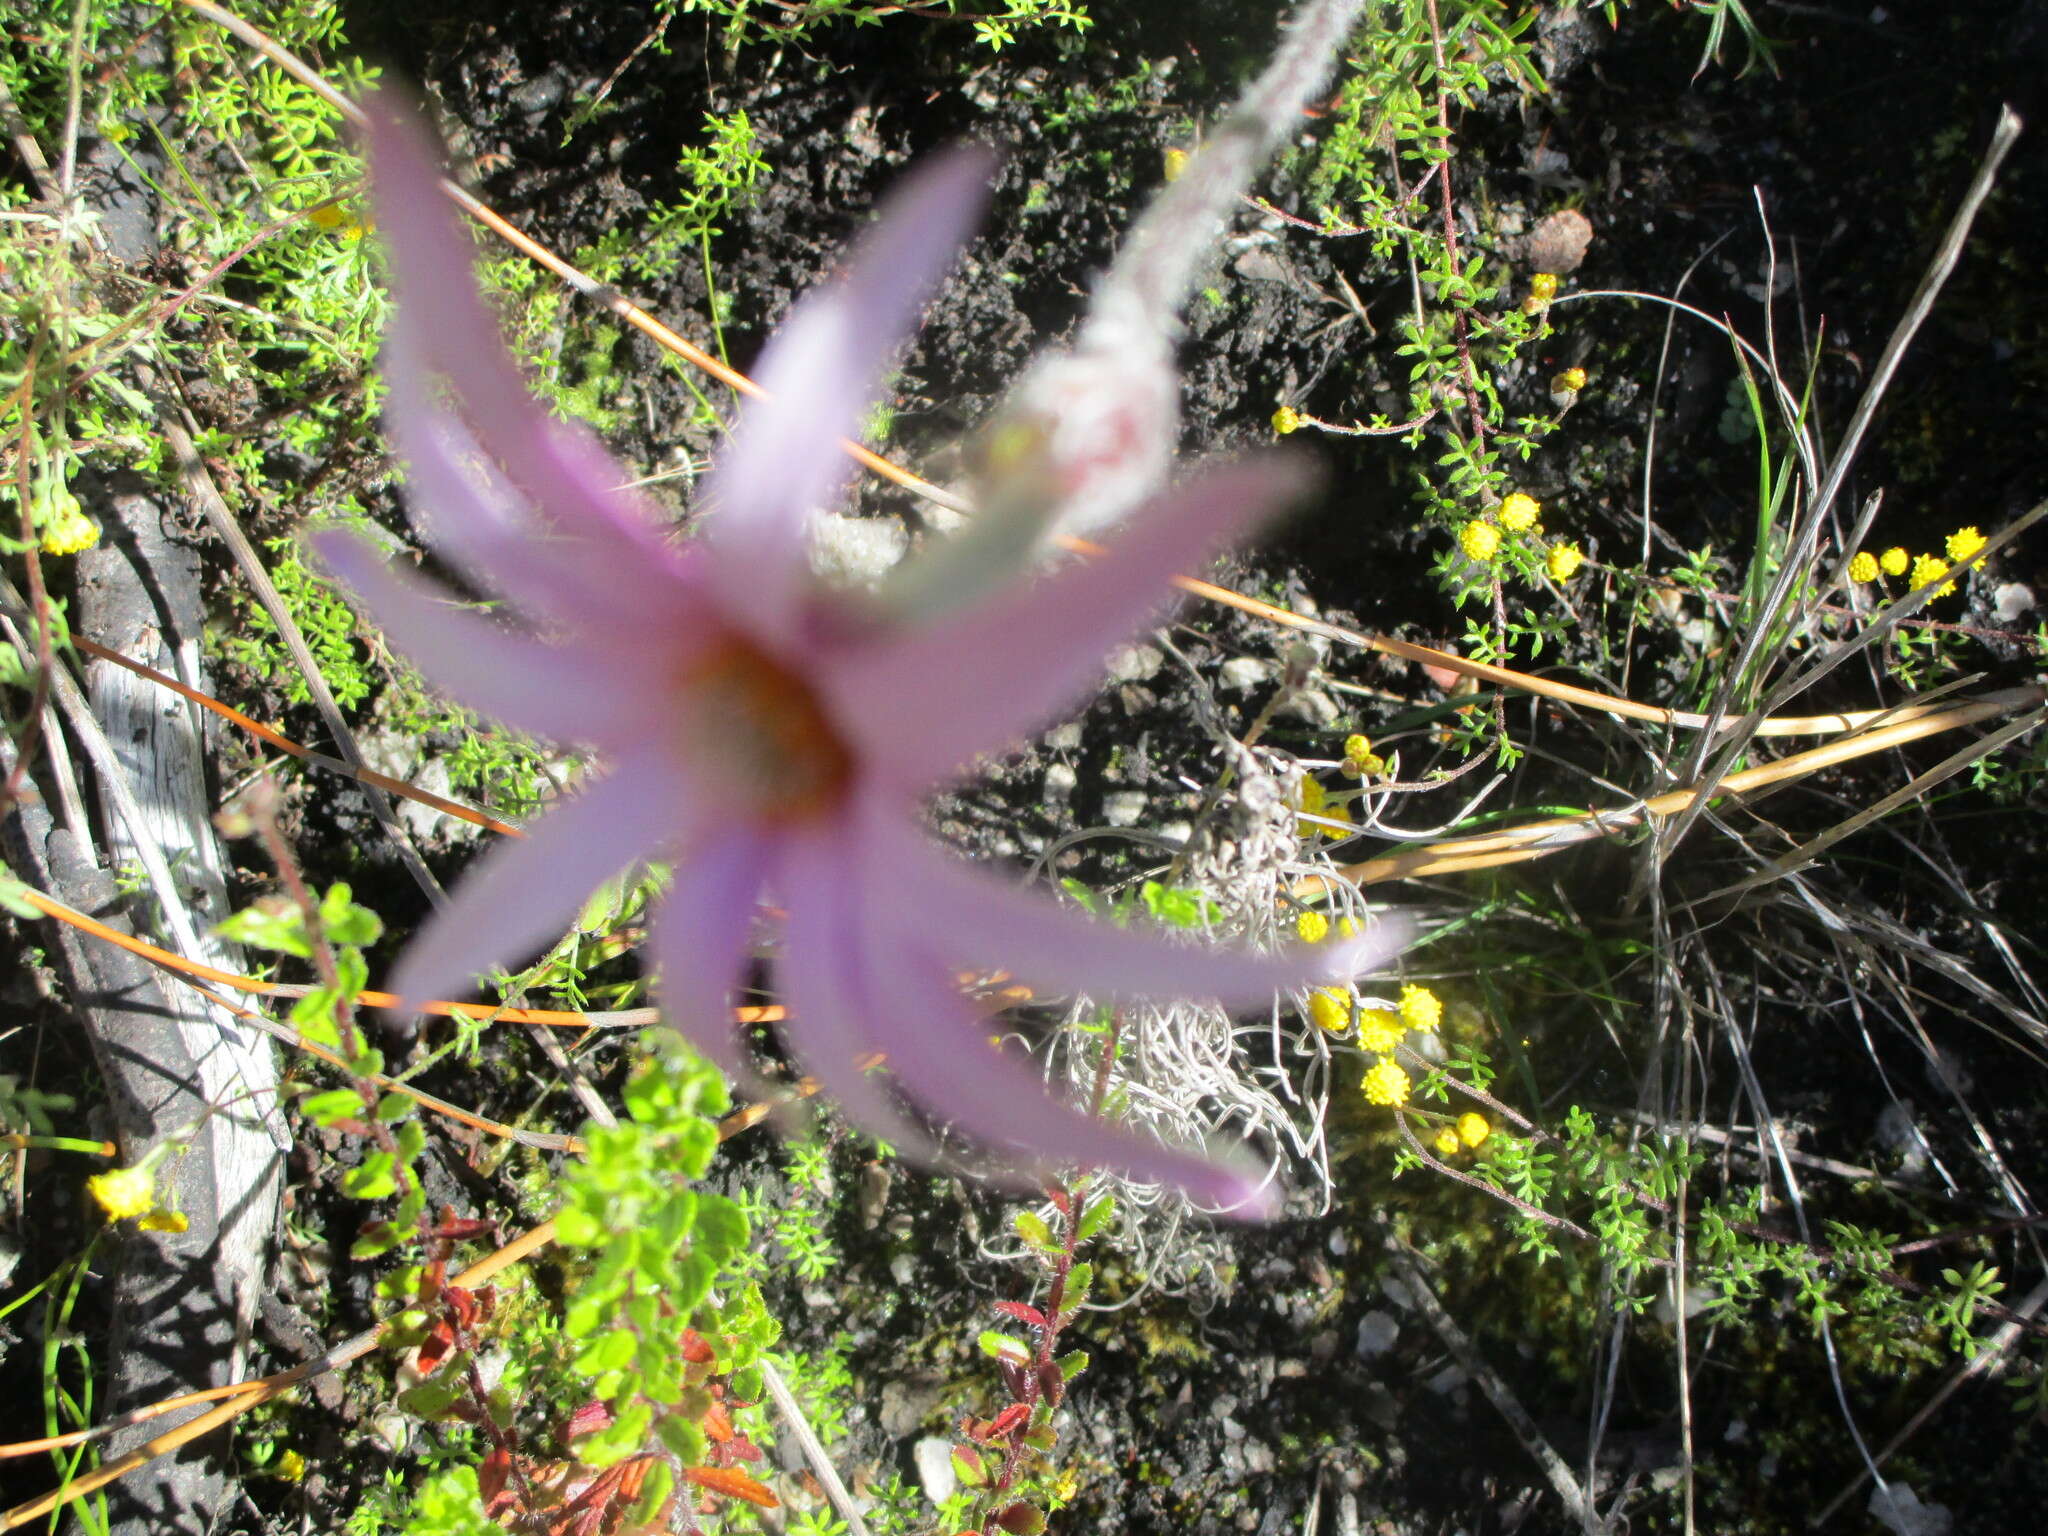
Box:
[1296,775,1343,838]
[1355,1007,1404,1053]
[1879,546,1910,577]
[275,1449,307,1483]
[1334,916,1362,940]
[1343,733,1372,763]
[1162,147,1190,183]
[1307,987,1352,1034]
[138,1207,190,1234]
[1497,492,1541,533]
[1433,1128,1461,1156]
[1458,520,1501,563]
[1397,983,1442,1034]
[1526,272,1559,305]
[1361,1060,1411,1107]
[1271,405,1301,436]
[39,500,99,557]
[1946,526,1987,563]
[1545,541,1584,581]
[1551,366,1588,394]
[1847,551,1880,584]
[1909,553,1956,598]
[1295,910,1330,945]
[1456,1112,1491,1149]
[88,1165,157,1221]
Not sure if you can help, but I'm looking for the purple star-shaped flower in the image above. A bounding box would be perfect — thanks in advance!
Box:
[316,102,1404,1211]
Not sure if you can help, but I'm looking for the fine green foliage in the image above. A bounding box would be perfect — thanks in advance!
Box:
[552,1031,773,1465]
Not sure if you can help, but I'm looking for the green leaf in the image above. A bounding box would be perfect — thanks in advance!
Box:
[374,1092,415,1123]
[1013,1210,1057,1252]
[1062,1262,1093,1309]
[556,1204,603,1247]
[1056,1349,1089,1381]
[572,1329,637,1378]
[341,1152,396,1201]
[1075,1194,1116,1244]
[300,1088,365,1127]
[978,1330,1031,1365]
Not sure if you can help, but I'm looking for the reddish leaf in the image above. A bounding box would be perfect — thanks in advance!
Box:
[991,1301,1047,1328]
[702,1399,734,1443]
[561,1399,613,1442]
[414,1319,458,1376]
[1046,1188,1071,1217]
[684,1466,779,1508]
[478,1445,512,1508]
[429,1214,497,1243]
[988,1403,1030,1440]
[678,1328,717,1364]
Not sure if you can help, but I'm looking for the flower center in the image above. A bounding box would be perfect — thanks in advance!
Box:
[684,634,853,823]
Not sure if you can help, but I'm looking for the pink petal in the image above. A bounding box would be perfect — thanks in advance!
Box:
[868,921,1276,1212]
[383,752,686,1018]
[774,829,944,1161]
[311,530,655,746]
[364,100,693,626]
[647,827,774,1085]
[702,146,993,642]
[828,456,1316,789]
[866,806,1408,1009]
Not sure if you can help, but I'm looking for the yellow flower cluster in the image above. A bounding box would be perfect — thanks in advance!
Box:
[1910,553,1956,598]
[1847,530,1985,599]
[1295,775,1347,839]
[1356,1007,1404,1054]
[1551,366,1588,394]
[1397,983,1442,1034]
[1497,492,1541,533]
[1545,541,1584,581]
[39,498,99,557]
[1308,986,1352,1034]
[1458,520,1501,563]
[1272,405,1302,436]
[1361,1059,1410,1106]
[88,1166,156,1219]
[1431,1112,1492,1157]
[1296,910,1330,945]
[1339,733,1384,778]
[1522,272,1559,314]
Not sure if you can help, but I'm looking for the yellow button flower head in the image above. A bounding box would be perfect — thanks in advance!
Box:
[1296,775,1344,839]
[1497,492,1541,533]
[1361,1059,1411,1107]
[1458,520,1502,563]
[1546,541,1584,581]
[39,497,99,557]
[1879,546,1910,577]
[1551,366,1588,394]
[1355,1006,1404,1053]
[1847,551,1879,584]
[1271,405,1301,436]
[1456,1112,1490,1149]
[1909,553,1956,598]
[1433,1128,1461,1156]
[1296,910,1330,944]
[1308,986,1352,1034]
[1946,526,1987,563]
[1343,733,1371,763]
[1334,916,1362,940]
[88,1165,157,1221]
[1397,983,1442,1034]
